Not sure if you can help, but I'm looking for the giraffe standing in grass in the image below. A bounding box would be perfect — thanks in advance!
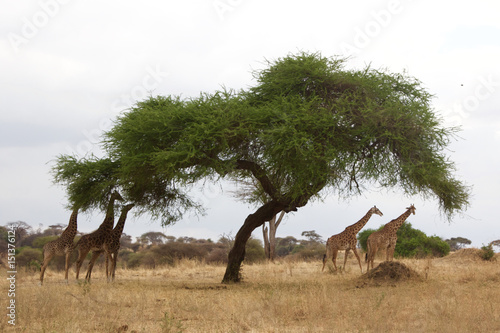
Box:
[322,206,383,273]
[366,204,416,271]
[86,203,134,282]
[39,207,79,284]
[74,191,123,281]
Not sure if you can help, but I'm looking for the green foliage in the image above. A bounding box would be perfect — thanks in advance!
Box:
[395,223,450,258]
[244,238,266,263]
[480,244,495,261]
[126,252,145,269]
[88,51,469,225]
[32,236,58,249]
[15,246,42,269]
[358,223,450,258]
[275,236,299,257]
[51,155,121,212]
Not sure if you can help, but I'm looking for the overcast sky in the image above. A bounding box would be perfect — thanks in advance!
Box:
[1,0,499,247]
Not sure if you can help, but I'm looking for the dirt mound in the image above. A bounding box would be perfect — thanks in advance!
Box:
[360,261,421,284]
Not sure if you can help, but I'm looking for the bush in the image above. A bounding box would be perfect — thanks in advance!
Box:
[16,247,42,271]
[480,244,495,261]
[244,238,266,263]
[32,236,58,249]
[126,252,145,269]
[205,247,228,264]
[290,243,325,261]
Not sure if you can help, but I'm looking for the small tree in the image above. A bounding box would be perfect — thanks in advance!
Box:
[301,230,323,244]
[445,237,472,251]
[139,232,168,246]
[275,236,299,257]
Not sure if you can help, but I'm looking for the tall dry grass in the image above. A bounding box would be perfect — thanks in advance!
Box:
[2,252,499,332]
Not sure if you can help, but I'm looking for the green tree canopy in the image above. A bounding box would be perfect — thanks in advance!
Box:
[54,52,470,282]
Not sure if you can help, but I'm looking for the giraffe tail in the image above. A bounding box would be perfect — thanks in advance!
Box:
[365,252,367,262]
[322,254,326,265]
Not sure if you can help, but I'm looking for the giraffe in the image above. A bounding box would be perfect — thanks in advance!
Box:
[85,203,135,282]
[322,206,383,273]
[74,191,123,281]
[39,207,79,284]
[104,203,134,281]
[366,204,416,271]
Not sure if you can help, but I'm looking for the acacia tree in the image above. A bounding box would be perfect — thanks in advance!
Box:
[56,52,470,283]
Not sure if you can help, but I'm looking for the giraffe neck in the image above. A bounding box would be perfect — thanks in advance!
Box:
[390,208,412,230]
[61,207,79,239]
[347,209,373,234]
[113,209,131,236]
[98,197,119,233]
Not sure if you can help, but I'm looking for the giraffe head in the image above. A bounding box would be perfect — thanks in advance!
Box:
[123,203,135,212]
[370,205,383,217]
[111,191,124,202]
[406,204,416,215]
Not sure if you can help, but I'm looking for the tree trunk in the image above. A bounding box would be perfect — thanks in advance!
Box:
[222,201,283,283]
[269,210,285,261]
[263,224,270,259]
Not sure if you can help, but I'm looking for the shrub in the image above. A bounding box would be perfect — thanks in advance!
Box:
[16,247,42,270]
[244,238,266,263]
[32,236,58,249]
[480,244,495,261]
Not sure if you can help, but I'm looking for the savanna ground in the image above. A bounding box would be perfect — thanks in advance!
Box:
[2,250,500,333]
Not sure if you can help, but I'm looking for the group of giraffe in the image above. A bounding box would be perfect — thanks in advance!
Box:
[322,204,416,273]
[39,191,135,285]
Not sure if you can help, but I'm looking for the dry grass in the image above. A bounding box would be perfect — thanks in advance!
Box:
[2,254,500,333]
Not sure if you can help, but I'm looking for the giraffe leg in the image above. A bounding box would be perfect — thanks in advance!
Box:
[351,248,363,273]
[332,249,338,271]
[322,245,331,272]
[366,241,375,271]
[105,252,110,281]
[343,249,350,271]
[64,251,71,282]
[366,242,371,272]
[39,250,55,285]
[85,251,102,282]
[387,244,396,261]
[111,252,118,282]
[75,247,90,280]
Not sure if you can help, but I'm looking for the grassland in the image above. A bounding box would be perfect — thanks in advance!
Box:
[2,251,500,333]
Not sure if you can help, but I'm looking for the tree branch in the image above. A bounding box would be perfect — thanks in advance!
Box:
[235,159,278,199]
